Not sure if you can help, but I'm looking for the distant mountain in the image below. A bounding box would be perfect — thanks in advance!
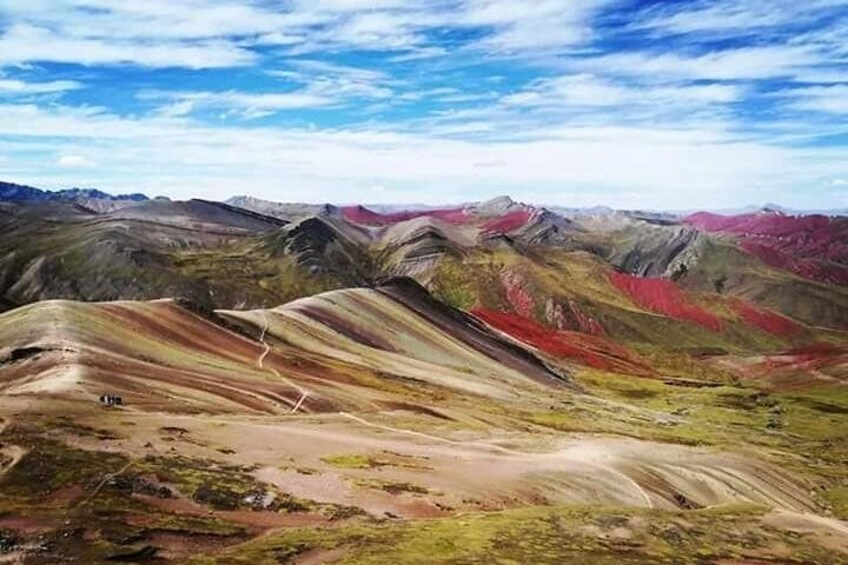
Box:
[0,192,845,330]
[227,195,339,222]
[0,181,44,201]
[0,180,151,204]
[669,204,848,217]
[685,210,848,286]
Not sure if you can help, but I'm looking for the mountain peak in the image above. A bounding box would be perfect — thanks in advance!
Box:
[482,195,515,207]
[759,203,791,215]
[475,195,519,215]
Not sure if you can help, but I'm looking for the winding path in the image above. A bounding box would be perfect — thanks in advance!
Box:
[0,419,26,479]
[0,446,25,478]
[338,411,522,455]
[76,460,137,508]
[258,311,310,414]
[338,411,654,508]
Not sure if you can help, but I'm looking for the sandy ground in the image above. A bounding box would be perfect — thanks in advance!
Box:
[7,396,814,519]
[763,510,848,553]
[0,389,845,562]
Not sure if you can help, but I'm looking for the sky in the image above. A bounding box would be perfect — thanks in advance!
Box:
[0,0,846,209]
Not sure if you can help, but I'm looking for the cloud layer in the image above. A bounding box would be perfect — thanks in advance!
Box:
[0,0,845,208]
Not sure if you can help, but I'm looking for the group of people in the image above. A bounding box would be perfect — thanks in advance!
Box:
[98,394,123,407]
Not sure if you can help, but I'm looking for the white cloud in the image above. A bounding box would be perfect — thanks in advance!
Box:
[458,0,614,53]
[777,85,848,114]
[142,90,334,119]
[501,74,740,108]
[0,24,255,69]
[416,74,742,143]
[635,0,846,35]
[0,78,82,95]
[1,103,845,210]
[0,0,433,66]
[142,59,399,118]
[270,60,397,100]
[0,0,293,41]
[570,46,823,81]
[0,0,621,68]
[0,0,845,211]
[621,1,847,85]
[56,154,94,167]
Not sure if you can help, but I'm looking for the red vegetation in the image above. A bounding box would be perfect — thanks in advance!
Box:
[730,299,803,337]
[685,211,848,285]
[341,205,471,226]
[472,308,653,376]
[609,272,723,332]
[739,241,848,286]
[481,210,533,233]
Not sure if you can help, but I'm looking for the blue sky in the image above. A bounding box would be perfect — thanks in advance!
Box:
[0,0,846,209]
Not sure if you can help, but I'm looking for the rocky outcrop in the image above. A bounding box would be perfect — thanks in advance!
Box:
[608,224,708,280]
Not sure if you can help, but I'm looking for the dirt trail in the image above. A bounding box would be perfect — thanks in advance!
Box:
[340,412,655,506]
[764,510,848,537]
[338,411,523,456]
[76,460,136,508]
[258,312,310,413]
[0,418,27,479]
[0,445,25,478]
[333,413,809,511]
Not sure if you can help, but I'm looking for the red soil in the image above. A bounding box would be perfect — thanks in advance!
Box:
[482,210,533,233]
[685,211,848,285]
[341,205,471,226]
[609,272,723,332]
[751,343,848,390]
[730,300,803,337]
[134,493,330,529]
[472,308,653,376]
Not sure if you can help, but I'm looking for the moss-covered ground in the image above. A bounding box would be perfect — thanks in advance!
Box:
[192,502,846,564]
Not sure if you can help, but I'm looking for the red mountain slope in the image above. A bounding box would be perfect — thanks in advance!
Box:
[482,210,533,233]
[685,211,848,285]
[472,308,653,376]
[609,272,723,332]
[342,205,471,226]
[730,299,803,338]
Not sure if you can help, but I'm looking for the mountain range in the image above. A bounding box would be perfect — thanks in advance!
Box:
[0,181,846,563]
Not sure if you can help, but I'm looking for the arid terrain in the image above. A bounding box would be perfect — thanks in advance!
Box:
[0,187,846,563]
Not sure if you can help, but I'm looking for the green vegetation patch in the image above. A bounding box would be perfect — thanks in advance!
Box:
[322,453,381,469]
[322,451,430,471]
[353,478,429,495]
[523,368,848,496]
[192,503,844,564]
[0,428,128,497]
[134,454,330,514]
[823,486,848,520]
